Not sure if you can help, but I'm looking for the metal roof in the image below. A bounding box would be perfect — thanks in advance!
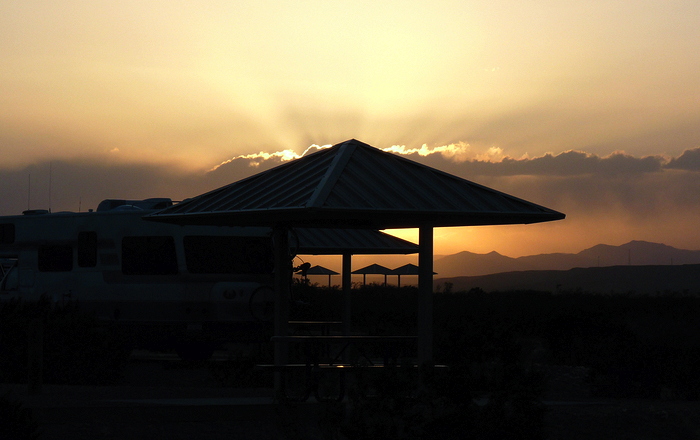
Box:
[351,263,393,275]
[305,265,339,276]
[390,263,425,275]
[148,139,565,229]
[294,228,418,255]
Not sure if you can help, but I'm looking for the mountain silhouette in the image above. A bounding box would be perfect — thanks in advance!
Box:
[434,240,700,278]
[434,264,700,295]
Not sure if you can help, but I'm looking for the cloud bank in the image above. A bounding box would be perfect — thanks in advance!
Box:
[665,148,700,171]
[1,144,698,256]
[210,142,694,178]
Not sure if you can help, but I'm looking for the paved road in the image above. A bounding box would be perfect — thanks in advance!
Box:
[4,350,332,440]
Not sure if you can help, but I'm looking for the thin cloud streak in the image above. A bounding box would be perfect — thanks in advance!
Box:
[209,142,494,172]
[210,144,332,172]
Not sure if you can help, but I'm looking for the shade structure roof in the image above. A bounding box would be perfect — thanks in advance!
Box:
[351,263,393,275]
[294,228,418,255]
[147,139,565,229]
[389,263,436,276]
[305,265,339,276]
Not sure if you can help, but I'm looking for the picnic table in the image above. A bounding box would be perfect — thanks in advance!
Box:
[260,334,419,402]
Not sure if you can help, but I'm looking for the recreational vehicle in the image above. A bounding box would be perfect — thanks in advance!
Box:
[0,198,276,357]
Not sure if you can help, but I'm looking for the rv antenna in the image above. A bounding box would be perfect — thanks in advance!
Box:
[48,162,52,213]
[27,173,31,210]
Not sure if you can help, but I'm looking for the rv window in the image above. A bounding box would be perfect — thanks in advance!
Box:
[38,245,73,272]
[78,231,97,267]
[184,236,273,274]
[0,223,15,244]
[122,236,177,275]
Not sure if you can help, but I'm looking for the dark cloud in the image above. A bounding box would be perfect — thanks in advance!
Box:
[488,171,700,219]
[1,146,698,252]
[0,160,210,216]
[208,146,669,181]
[183,147,700,235]
[198,147,698,225]
[398,150,665,177]
[206,156,285,189]
[665,147,700,171]
[0,148,325,216]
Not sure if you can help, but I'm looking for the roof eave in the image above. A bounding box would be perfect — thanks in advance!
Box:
[298,246,418,255]
[147,207,565,229]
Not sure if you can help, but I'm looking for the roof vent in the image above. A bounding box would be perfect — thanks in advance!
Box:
[97,198,173,212]
[22,209,49,216]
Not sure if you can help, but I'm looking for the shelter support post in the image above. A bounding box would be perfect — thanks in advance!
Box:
[418,225,434,367]
[273,226,290,394]
[342,253,352,336]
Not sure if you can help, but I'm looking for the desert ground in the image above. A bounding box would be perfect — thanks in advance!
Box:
[3,349,700,440]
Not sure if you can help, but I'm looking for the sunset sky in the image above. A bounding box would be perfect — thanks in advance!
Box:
[2,1,699,258]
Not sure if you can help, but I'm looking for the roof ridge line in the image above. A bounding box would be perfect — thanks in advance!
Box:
[305,141,358,208]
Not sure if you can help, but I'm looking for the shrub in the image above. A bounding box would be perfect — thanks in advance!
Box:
[0,391,40,440]
[0,299,132,385]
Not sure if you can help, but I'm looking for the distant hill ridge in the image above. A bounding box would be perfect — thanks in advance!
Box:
[434,264,700,295]
[434,240,700,278]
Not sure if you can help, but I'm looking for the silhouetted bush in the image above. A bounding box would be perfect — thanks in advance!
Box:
[277,286,700,438]
[433,289,700,400]
[287,285,549,438]
[337,363,546,440]
[293,285,700,401]
[290,279,343,322]
[0,298,132,385]
[0,391,40,440]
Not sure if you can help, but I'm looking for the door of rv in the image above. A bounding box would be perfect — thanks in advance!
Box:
[0,259,18,296]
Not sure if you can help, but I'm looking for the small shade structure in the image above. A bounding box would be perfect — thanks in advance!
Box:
[352,263,393,286]
[147,139,565,372]
[305,265,339,287]
[390,263,436,288]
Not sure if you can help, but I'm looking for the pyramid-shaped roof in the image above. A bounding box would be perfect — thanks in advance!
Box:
[390,263,422,275]
[305,265,339,276]
[148,139,564,228]
[351,263,393,275]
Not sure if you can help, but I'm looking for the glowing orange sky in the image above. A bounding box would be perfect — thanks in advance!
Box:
[1,1,699,257]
